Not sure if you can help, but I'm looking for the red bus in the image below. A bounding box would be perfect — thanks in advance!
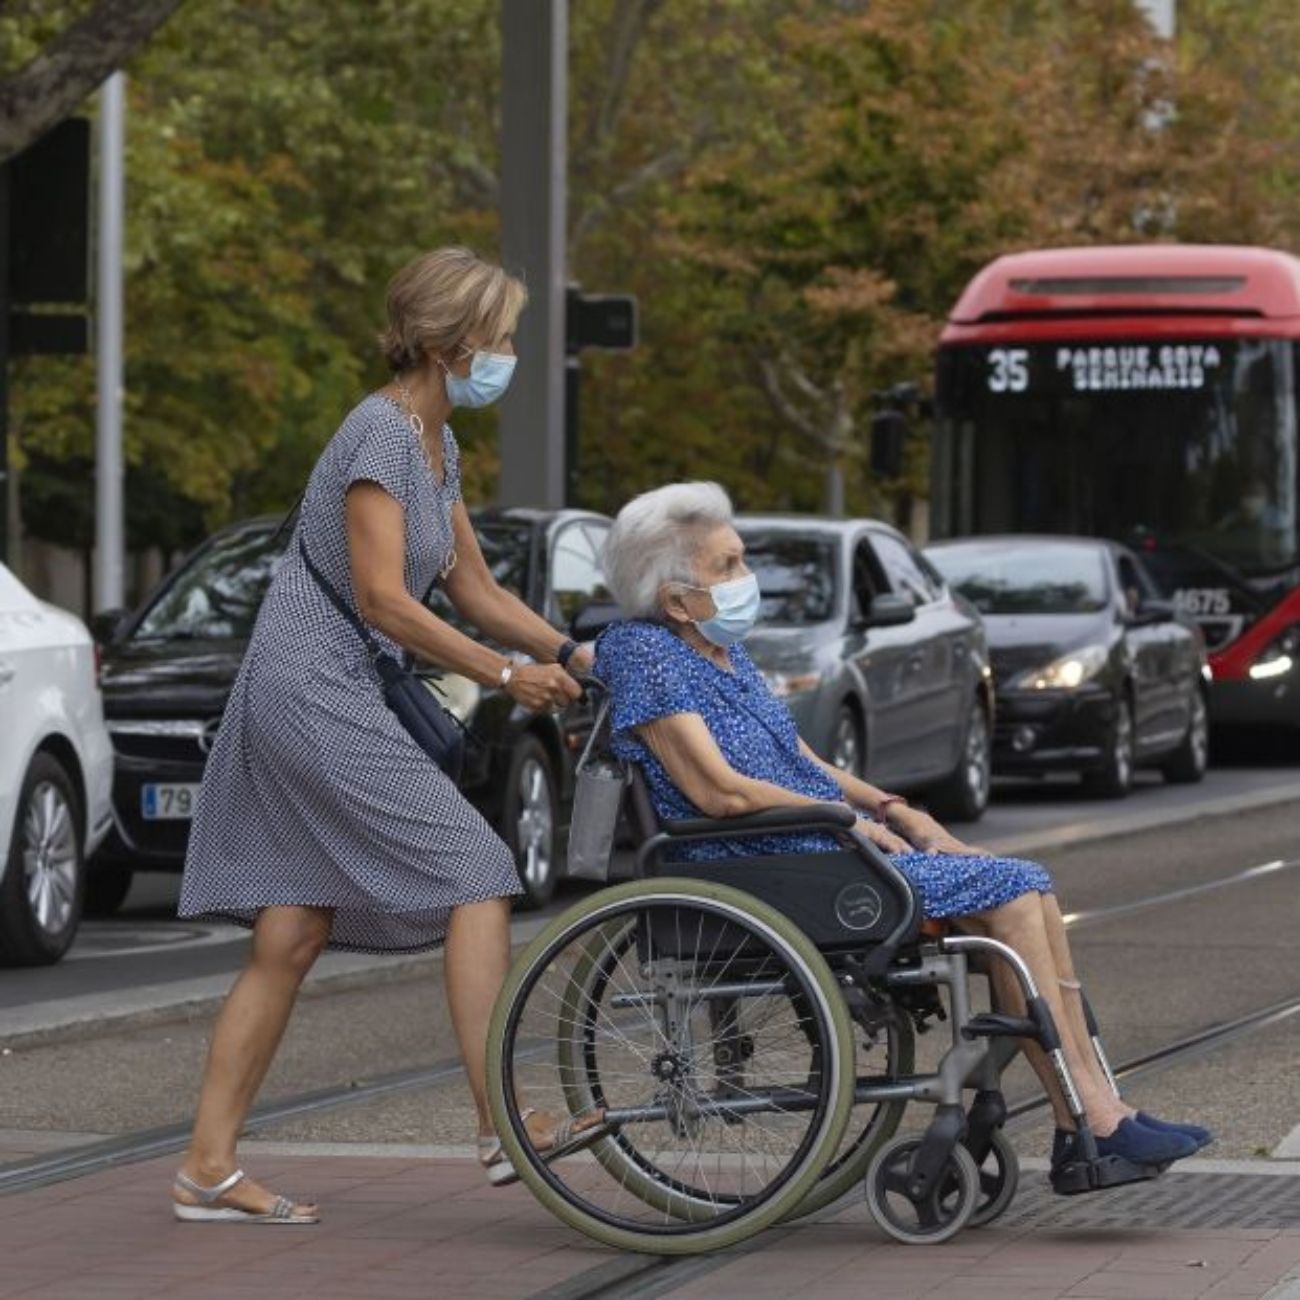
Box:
[931,244,1300,731]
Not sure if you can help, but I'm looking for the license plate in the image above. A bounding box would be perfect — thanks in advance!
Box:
[141,783,202,820]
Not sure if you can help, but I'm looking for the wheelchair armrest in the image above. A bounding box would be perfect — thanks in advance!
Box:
[634,803,856,877]
[659,803,858,839]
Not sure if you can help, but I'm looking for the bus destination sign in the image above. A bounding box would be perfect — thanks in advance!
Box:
[985,344,1224,395]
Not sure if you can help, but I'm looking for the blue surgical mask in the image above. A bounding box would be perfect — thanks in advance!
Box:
[444,351,517,409]
[694,573,762,646]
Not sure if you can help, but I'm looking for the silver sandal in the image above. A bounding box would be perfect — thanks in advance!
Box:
[172,1169,319,1225]
[478,1108,609,1188]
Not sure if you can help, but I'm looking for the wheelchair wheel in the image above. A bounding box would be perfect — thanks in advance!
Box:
[967,1129,1019,1227]
[781,1007,914,1221]
[487,879,856,1255]
[864,1133,979,1245]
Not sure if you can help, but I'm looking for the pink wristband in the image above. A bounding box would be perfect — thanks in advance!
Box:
[874,795,907,825]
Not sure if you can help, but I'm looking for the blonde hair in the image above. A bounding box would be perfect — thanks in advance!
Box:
[379,246,527,373]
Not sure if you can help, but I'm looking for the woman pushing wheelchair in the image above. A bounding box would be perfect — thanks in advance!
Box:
[591,481,1210,1179]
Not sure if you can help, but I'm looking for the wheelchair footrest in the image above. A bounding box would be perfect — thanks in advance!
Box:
[1050,1153,1167,1196]
[961,1012,1038,1041]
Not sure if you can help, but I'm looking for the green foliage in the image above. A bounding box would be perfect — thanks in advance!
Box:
[5,0,1300,551]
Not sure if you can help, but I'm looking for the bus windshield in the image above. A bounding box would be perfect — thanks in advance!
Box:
[934,339,1300,580]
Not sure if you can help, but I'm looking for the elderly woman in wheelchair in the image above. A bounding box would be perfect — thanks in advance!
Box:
[484,483,1208,1252]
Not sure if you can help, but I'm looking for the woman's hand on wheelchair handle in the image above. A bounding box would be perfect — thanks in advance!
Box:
[506,664,584,713]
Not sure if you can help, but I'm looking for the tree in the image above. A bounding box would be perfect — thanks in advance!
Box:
[0,0,188,162]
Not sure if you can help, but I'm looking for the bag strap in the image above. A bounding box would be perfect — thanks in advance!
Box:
[298,534,382,658]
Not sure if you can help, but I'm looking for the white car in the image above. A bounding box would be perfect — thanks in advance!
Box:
[0,563,114,964]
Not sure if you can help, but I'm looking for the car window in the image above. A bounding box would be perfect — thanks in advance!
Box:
[737,530,839,625]
[551,522,610,624]
[871,532,940,607]
[1115,551,1157,615]
[928,542,1110,615]
[851,539,887,620]
[133,526,283,642]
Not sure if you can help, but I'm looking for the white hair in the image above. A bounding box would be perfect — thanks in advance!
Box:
[602,482,734,619]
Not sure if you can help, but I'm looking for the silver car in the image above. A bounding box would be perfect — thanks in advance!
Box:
[736,516,994,822]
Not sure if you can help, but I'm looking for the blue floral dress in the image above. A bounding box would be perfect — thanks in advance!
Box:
[595,620,1052,920]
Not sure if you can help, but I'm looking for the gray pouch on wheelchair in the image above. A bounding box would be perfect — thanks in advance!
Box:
[567,695,628,883]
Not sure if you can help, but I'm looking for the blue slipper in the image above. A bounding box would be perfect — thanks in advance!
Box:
[1096,1117,1198,1165]
[1054,1119,1198,1169]
[1135,1111,1213,1150]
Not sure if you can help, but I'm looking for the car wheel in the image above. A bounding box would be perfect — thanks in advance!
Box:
[1161,688,1209,785]
[84,867,135,917]
[924,697,992,823]
[0,753,84,966]
[504,736,559,910]
[1082,695,1135,799]
[830,704,865,779]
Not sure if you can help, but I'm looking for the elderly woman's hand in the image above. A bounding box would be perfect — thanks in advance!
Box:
[892,807,989,857]
[854,818,914,856]
[506,664,584,713]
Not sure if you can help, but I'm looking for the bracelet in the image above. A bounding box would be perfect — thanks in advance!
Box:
[874,794,908,825]
[498,662,515,690]
[556,638,579,669]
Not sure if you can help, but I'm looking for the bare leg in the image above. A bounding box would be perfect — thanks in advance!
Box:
[975,894,1128,1136]
[444,897,512,1137]
[446,896,604,1153]
[176,905,333,1214]
[1040,893,1136,1117]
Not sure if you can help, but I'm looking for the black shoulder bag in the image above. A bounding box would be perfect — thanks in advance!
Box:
[298,535,467,783]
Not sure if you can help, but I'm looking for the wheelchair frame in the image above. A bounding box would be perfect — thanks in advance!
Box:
[487,793,1154,1251]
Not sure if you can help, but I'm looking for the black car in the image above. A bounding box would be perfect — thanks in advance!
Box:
[925,536,1210,796]
[91,507,612,911]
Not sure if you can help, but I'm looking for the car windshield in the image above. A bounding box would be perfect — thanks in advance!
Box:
[929,542,1109,615]
[739,530,839,624]
[133,525,284,642]
[427,522,533,634]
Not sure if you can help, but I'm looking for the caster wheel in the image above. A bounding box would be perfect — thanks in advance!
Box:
[966,1130,1019,1227]
[865,1133,979,1245]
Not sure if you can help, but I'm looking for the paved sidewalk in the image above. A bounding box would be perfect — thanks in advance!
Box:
[1,1150,1298,1300]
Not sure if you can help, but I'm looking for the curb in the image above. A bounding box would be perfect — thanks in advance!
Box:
[983,779,1300,858]
[1,912,556,1051]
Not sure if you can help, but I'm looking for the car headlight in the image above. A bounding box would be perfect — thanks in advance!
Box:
[421,672,481,722]
[1248,627,1299,682]
[1011,644,1109,691]
[762,670,822,698]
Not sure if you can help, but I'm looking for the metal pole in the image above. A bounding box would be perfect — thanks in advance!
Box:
[498,0,567,508]
[95,72,126,611]
[0,164,11,569]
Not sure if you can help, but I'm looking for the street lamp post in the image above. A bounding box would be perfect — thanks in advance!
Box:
[94,71,126,612]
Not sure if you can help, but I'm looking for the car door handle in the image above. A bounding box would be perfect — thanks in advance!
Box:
[0,660,14,687]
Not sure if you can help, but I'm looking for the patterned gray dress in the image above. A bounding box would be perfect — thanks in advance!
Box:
[178,393,521,952]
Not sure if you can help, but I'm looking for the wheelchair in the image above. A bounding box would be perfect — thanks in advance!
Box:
[486,775,1149,1254]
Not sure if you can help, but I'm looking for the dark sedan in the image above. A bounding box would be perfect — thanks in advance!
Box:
[91,507,612,911]
[925,536,1210,796]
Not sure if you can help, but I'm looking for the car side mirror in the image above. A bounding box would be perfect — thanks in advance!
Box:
[865,593,915,628]
[90,608,131,644]
[571,600,622,642]
[1132,597,1175,626]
